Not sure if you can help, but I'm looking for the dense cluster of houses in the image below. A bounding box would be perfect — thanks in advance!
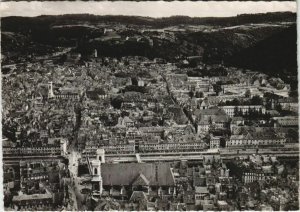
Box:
[2,51,298,210]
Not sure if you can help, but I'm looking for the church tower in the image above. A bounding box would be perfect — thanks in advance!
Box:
[48,82,55,99]
[91,159,103,196]
[90,149,105,196]
[96,149,105,163]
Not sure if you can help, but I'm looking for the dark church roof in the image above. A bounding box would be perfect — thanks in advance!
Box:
[132,173,150,186]
[101,163,175,186]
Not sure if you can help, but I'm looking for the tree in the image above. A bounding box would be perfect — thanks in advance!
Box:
[131,77,138,86]
[238,109,243,116]
[151,79,157,84]
[264,112,271,121]
[124,60,130,66]
[250,95,263,105]
[275,103,282,112]
[284,200,299,211]
[188,91,194,98]
[234,106,239,117]
[121,111,129,117]
[195,91,204,98]
[189,59,198,68]
[289,90,298,98]
[245,89,251,98]
[287,129,298,142]
[58,54,67,64]
[111,96,123,109]
[220,137,226,148]
[231,98,240,106]
[265,99,273,110]
[213,82,222,95]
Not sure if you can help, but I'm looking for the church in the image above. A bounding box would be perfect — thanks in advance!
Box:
[89,150,176,202]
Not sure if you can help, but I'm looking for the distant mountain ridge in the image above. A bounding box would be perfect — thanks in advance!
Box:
[2,12,296,31]
[1,12,297,86]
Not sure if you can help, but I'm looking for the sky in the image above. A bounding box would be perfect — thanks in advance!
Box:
[0,1,297,18]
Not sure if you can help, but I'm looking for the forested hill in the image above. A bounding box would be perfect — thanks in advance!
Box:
[225,24,297,89]
[1,12,296,31]
[2,12,297,86]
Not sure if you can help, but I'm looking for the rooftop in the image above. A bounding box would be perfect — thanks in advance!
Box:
[101,163,175,186]
[12,193,52,202]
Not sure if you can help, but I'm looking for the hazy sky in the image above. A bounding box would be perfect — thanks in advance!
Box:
[0,1,297,18]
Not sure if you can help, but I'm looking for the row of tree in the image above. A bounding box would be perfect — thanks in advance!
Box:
[233,107,271,120]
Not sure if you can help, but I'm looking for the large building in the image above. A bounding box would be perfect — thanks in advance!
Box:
[220,105,266,117]
[48,82,81,101]
[272,116,298,127]
[139,141,207,153]
[228,127,286,148]
[89,155,176,201]
[12,192,54,211]
[195,107,229,134]
[278,97,298,112]
[3,138,68,158]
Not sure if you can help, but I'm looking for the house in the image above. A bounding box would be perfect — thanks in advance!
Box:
[212,115,229,129]
[228,127,286,148]
[220,105,266,117]
[272,116,298,127]
[112,77,132,88]
[193,171,206,187]
[199,99,210,110]
[86,88,108,100]
[197,120,210,134]
[12,192,54,211]
[217,200,230,210]
[195,107,228,132]
[243,170,265,183]
[231,116,244,126]
[194,107,227,121]
[52,86,81,101]
[116,116,135,128]
[195,186,210,205]
[230,116,245,132]
[228,133,285,147]
[139,141,206,153]
[101,144,135,154]
[202,200,215,211]
[278,97,298,112]
[137,78,145,87]
[210,136,221,149]
[139,127,165,138]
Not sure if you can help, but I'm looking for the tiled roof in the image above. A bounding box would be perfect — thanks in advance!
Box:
[231,126,283,140]
[12,193,52,202]
[195,186,209,194]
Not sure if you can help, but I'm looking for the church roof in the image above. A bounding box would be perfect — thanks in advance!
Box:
[132,173,150,186]
[102,163,175,186]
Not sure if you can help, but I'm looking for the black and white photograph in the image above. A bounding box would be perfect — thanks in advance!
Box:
[0,1,298,211]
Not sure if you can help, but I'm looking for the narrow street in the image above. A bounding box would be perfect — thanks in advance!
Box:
[162,73,194,125]
[68,149,83,210]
